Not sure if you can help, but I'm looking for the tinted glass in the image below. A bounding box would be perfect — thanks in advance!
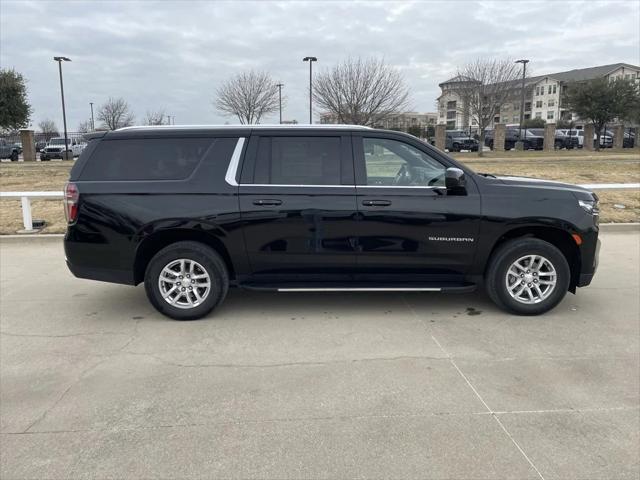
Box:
[363,138,446,187]
[253,136,342,185]
[80,137,214,181]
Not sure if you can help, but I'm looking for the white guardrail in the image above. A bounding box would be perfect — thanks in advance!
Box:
[2,184,640,231]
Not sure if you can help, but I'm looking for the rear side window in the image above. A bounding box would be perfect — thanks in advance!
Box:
[79,137,214,181]
[253,136,342,185]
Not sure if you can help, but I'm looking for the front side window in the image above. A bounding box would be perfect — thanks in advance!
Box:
[362,138,446,187]
[253,136,342,185]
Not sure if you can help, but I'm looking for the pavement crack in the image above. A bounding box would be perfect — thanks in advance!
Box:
[116,351,448,369]
[0,331,130,338]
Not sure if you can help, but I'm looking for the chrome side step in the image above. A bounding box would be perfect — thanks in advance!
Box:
[277,287,441,292]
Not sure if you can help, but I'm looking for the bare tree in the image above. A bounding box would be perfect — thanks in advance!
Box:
[77,120,92,133]
[453,58,521,156]
[313,57,410,126]
[97,97,135,130]
[144,109,167,125]
[38,118,59,140]
[215,70,280,124]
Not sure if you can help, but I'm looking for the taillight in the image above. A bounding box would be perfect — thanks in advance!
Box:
[64,182,79,224]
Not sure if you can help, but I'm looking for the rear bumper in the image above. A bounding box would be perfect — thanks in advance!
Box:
[66,259,134,285]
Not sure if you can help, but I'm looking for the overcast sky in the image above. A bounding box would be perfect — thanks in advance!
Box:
[1,0,639,130]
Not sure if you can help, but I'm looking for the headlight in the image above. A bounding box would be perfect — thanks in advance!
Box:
[579,199,599,215]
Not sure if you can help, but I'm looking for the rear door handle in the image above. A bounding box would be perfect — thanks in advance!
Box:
[362,199,392,207]
[253,199,282,206]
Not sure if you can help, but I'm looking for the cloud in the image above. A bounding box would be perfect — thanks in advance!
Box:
[1,0,638,130]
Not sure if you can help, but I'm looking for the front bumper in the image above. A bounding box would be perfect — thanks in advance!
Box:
[577,237,600,287]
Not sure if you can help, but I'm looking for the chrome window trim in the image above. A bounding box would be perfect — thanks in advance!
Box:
[224,137,246,187]
[225,136,442,190]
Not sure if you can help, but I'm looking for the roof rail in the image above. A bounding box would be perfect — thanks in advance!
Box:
[115,124,372,131]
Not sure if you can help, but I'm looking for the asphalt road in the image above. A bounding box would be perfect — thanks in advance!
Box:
[1,233,638,479]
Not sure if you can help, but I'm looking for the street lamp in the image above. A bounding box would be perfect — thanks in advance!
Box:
[53,56,71,159]
[89,102,95,131]
[303,56,317,124]
[515,59,529,150]
[276,83,284,124]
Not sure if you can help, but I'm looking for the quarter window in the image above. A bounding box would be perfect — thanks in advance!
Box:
[80,137,218,181]
[253,137,342,185]
[362,138,446,187]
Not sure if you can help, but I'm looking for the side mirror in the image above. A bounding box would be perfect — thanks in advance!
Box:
[445,167,467,193]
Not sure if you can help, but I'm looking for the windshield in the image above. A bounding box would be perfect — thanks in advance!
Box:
[448,131,469,137]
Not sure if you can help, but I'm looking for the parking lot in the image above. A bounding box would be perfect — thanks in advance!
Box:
[1,232,638,479]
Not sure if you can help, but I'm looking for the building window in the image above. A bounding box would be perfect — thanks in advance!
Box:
[525,102,531,111]
[552,85,557,94]
[535,112,542,119]
[547,111,554,120]
[535,87,539,96]
[536,100,543,108]
[446,111,456,120]
[447,100,457,110]
[524,114,531,120]
[446,121,456,129]
[514,103,520,111]
[548,85,552,94]
[548,99,555,107]
[513,116,519,123]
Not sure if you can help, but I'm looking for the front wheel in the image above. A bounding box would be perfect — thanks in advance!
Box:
[144,241,229,320]
[10,151,18,161]
[485,238,570,315]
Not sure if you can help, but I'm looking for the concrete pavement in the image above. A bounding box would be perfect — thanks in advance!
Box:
[1,233,639,479]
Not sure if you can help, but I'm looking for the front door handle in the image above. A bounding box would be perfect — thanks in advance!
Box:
[253,199,282,206]
[362,199,392,207]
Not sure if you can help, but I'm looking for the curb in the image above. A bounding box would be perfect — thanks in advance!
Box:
[598,223,640,232]
[1,223,639,244]
[0,234,64,244]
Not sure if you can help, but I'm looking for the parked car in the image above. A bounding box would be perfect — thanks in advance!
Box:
[35,140,48,152]
[40,137,85,160]
[11,142,23,154]
[522,129,545,150]
[557,129,612,149]
[0,139,20,161]
[64,125,600,320]
[604,129,636,148]
[552,130,579,149]
[444,130,479,152]
[484,128,531,150]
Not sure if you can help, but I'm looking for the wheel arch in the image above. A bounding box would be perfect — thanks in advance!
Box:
[133,228,235,285]
[484,226,581,292]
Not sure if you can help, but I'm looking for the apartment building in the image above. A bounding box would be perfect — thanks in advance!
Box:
[437,62,640,130]
[319,111,437,131]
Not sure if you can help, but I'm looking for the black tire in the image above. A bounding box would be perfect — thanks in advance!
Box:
[10,151,18,161]
[144,241,229,320]
[485,238,570,315]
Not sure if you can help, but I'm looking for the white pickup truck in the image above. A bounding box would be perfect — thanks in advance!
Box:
[40,137,85,161]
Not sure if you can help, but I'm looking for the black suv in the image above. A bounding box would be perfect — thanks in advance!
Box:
[445,130,479,152]
[64,126,600,320]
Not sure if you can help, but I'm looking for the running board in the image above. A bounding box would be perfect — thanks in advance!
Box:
[241,283,476,293]
[278,287,442,292]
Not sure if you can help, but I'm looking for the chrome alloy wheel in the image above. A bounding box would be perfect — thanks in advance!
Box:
[505,254,557,304]
[158,258,211,309]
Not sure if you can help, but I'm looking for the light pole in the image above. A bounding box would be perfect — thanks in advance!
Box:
[53,56,71,159]
[89,102,95,131]
[303,56,317,124]
[515,59,529,150]
[276,83,284,124]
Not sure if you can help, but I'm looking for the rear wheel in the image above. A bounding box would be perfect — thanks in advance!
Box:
[486,238,570,315]
[10,151,18,161]
[144,241,229,320]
